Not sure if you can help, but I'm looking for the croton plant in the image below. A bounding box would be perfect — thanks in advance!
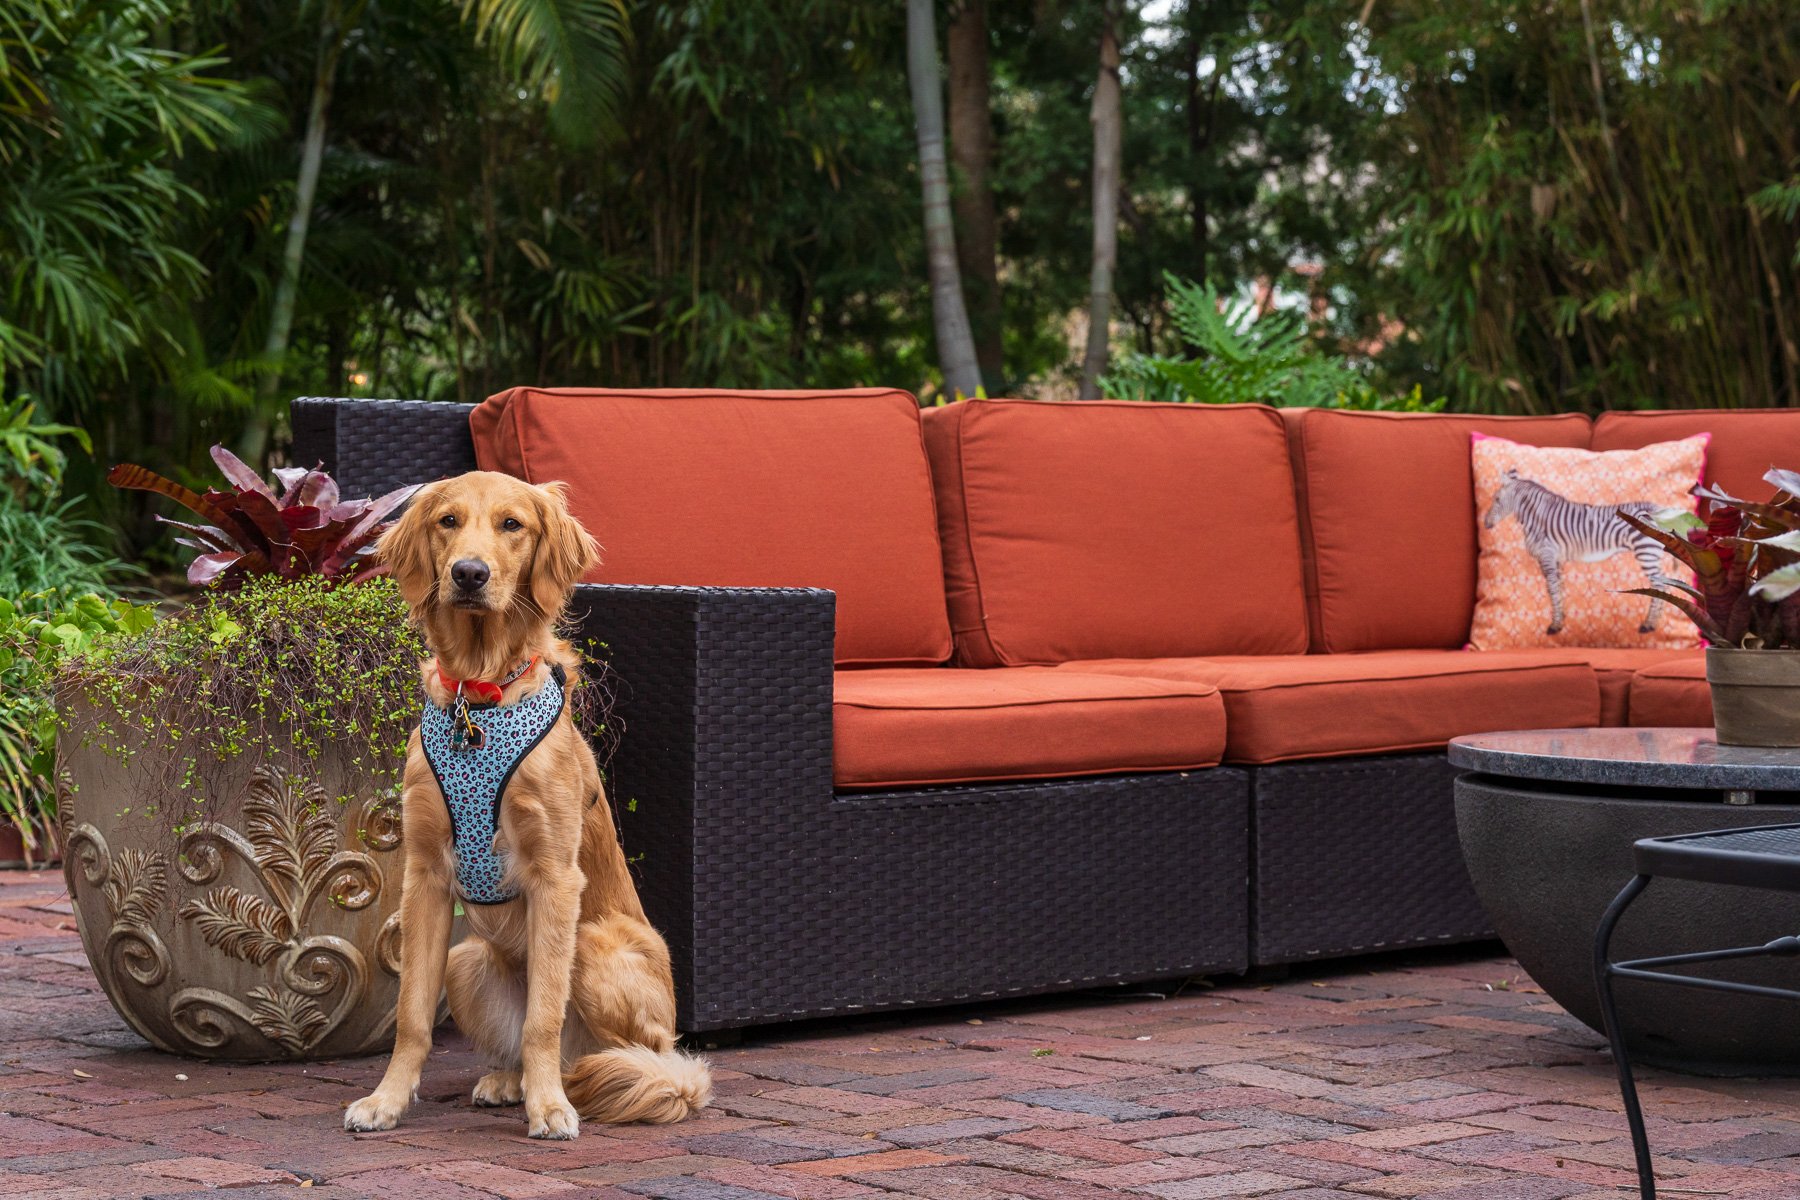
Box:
[1619,467,1800,650]
[108,447,417,588]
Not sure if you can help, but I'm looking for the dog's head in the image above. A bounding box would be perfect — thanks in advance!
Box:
[378,471,599,622]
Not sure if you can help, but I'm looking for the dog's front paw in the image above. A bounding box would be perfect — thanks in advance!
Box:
[473,1070,523,1107]
[527,1095,580,1140]
[344,1091,406,1133]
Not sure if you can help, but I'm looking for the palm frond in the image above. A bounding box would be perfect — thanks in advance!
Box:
[458,0,630,144]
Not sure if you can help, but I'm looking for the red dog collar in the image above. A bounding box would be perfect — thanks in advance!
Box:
[435,656,540,706]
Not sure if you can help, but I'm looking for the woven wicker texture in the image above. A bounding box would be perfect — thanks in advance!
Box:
[291,397,476,500]
[1252,753,1493,964]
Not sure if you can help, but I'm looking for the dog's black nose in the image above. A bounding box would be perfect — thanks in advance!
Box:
[451,559,490,592]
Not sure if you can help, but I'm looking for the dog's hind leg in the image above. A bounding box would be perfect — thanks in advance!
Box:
[446,937,527,1107]
[559,915,710,1125]
[568,915,678,1052]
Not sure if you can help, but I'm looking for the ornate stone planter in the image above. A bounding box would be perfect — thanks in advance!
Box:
[58,693,413,1061]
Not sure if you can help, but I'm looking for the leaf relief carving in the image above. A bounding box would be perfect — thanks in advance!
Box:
[103,848,167,925]
[178,886,294,965]
[245,986,330,1054]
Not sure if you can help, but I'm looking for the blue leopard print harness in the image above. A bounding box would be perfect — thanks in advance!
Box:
[419,661,567,905]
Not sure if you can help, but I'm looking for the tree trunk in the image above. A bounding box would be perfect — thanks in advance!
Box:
[1079,3,1123,400]
[242,4,346,466]
[906,0,982,400]
[1184,1,1216,285]
[948,0,1003,391]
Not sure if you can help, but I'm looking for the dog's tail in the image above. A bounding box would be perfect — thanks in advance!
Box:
[563,1044,711,1124]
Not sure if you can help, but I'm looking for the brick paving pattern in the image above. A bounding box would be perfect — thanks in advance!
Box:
[4,868,1798,1197]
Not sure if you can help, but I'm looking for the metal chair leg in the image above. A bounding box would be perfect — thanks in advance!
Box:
[1594,873,1656,1200]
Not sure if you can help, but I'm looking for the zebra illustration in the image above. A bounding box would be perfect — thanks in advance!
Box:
[1483,468,1677,635]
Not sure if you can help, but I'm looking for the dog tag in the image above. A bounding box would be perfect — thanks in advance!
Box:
[451,694,486,750]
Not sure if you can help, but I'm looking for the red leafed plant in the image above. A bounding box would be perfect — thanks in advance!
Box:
[1617,467,1800,650]
[108,446,418,588]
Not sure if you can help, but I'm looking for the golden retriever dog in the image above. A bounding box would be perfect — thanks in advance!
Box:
[345,471,710,1140]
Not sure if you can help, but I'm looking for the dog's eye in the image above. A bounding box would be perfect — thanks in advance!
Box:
[438,514,457,528]
[502,517,522,532]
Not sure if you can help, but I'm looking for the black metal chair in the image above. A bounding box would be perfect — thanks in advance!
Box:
[1594,822,1800,1199]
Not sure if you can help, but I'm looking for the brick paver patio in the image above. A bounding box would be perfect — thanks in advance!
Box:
[5,869,1799,1198]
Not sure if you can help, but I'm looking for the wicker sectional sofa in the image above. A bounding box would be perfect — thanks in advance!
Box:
[291,392,1779,1032]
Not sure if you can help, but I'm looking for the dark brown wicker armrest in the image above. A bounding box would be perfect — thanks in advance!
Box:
[566,584,837,1025]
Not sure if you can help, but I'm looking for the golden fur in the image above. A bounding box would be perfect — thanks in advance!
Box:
[344,471,709,1140]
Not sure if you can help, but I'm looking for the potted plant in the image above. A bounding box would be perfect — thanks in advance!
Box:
[1620,467,1800,746]
[55,448,425,1060]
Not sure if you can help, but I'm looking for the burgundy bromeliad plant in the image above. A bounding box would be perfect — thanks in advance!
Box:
[108,447,418,587]
[1617,467,1800,650]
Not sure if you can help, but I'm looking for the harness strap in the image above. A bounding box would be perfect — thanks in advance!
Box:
[419,662,568,905]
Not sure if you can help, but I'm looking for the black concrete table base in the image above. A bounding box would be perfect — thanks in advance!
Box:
[1451,729,1800,1076]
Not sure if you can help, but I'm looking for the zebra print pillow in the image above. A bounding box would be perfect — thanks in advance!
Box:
[1470,433,1709,650]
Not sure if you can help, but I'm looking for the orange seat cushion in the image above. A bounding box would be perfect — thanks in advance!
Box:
[1515,648,1703,726]
[1593,409,1800,502]
[923,399,1308,666]
[1283,409,1591,653]
[832,667,1226,788]
[1057,650,1600,764]
[1628,657,1713,728]
[470,387,953,667]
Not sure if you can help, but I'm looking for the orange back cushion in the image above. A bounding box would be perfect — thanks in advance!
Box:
[1592,409,1800,502]
[923,399,1308,665]
[1287,409,1592,652]
[470,387,953,666]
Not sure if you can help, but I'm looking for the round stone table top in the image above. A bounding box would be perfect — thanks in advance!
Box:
[1448,727,1800,792]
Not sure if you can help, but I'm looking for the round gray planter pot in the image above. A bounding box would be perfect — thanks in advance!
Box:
[1455,774,1800,1075]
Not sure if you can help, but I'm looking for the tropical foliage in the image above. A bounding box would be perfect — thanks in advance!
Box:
[0,0,253,414]
[0,0,1793,538]
[1624,471,1800,650]
[0,592,153,861]
[1103,274,1446,410]
[0,398,147,861]
[108,448,417,587]
[1338,0,1800,413]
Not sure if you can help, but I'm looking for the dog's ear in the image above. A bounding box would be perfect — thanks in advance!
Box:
[528,481,600,617]
[376,481,442,610]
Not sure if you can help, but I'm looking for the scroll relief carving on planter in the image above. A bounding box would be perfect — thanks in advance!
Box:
[63,764,405,1059]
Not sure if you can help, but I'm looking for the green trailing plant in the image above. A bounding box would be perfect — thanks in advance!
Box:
[61,575,617,833]
[1619,469,1800,650]
[66,457,424,827]
[0,592,154,861]
[61,576,426,826]
[107,446,418,587]
[1101,274,1447,411]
